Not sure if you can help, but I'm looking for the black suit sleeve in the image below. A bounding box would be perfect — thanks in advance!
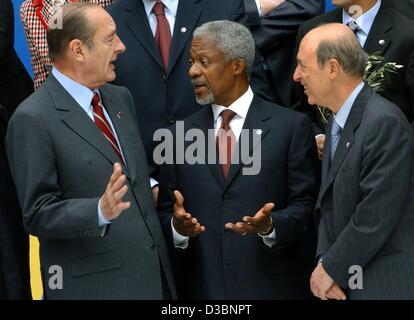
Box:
[244,0,325,57]
[271,115,318,249]
[0,106,31,300]
[0,0,13,67]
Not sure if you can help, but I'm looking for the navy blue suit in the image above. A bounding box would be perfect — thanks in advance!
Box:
[157,96,319,299]
[107,0,271,178]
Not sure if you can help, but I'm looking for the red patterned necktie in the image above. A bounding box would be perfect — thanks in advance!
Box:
[152,0,172,71]
[91,93,124,164]
[216,110,237,179]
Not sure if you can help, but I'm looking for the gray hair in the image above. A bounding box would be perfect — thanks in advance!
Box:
[47,2,98,62]
[316,31,368,77]
[193,20,255,78]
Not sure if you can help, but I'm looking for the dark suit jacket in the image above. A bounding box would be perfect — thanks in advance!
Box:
[383,0,414,19]
[6,75,176,299]
[107,0,271,179]
[292,3,414,133]
[243,0,324,106]
[316,85,414,299]
[158,95,319,299]
[0,0,33,114]
[0,105,31,300]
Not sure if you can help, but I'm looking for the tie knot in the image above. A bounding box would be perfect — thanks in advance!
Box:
[331,119,342,136]
[91,92,101,108]
[152,0,165,15]
[220,109,236,126]
[347,20,360,34]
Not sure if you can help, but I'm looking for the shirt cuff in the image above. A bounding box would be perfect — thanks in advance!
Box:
[98,199,112,227]
[254,0,264,17]
[315,133,326,139]
[150,177,159,188]
[171,218,189,249]
[258,228,276,248]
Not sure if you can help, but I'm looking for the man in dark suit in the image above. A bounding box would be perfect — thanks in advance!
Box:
[0,0,33,114]
[6,3,176,299]
[0,105,31,300]
[294,23,414,300]
[243,0,325,106]
[292,0,414,158]
[107,0,273,186]
[157,20,318,299]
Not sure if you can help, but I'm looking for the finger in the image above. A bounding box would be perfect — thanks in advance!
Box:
[326,288,341,300]
[260,203,275,215]
[112,185,129,204]
[242,216,254,224]
[330,285,347,300]
[110,174,127,193]
[188,223,206,237]
[181,217,199,228]
[113,201,131,215]
[225,222,253,234]
[174,190,185,209]
[111,163,123,184]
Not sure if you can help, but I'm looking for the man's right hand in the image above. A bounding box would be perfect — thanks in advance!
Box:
[315,134,326,160]
[173,190,205,237]
[100,163,131,221]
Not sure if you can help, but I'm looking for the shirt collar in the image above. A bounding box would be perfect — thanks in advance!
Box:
[212,87,254,122]
[142,0,178,18]
[52,67,96,114]
[334,82,365,129]
[342,0,381,36]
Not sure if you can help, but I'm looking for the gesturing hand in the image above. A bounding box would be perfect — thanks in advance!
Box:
[100,163,131,221]
[224,203,275,236]
[173,190,205,237]
[259,0,285,16]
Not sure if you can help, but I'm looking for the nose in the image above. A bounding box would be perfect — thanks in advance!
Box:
[292,64,301,83]
[188,62,201,79]
[115,35,126,54]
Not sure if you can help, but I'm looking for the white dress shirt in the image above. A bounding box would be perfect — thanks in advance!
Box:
[142,0,178,36]
[172,87,276,249]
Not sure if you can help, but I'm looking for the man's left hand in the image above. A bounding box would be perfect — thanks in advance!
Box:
[152,185,159,207]
[224,202,275,235]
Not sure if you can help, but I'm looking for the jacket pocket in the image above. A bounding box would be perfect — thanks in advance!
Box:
[71,252,122,277]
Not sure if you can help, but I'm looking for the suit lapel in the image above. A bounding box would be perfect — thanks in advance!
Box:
[363,6,392,54]
[224,96,271,190]
[124,0,164,70]
[319,85,372,198]
[45,76,120,167]
[168,0,202,74]
[100,88,137,183]
[193,108,225,188]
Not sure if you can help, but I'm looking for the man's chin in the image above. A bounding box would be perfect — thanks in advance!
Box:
[195,94,214,105]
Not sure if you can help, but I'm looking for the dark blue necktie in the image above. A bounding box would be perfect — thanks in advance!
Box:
[330,119,342,161]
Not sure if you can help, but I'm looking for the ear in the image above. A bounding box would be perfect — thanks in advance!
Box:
[232,58,247,76]
[68,39,86,62]
[328,58,341,80]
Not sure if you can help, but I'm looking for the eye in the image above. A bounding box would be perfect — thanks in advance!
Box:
[189,59,194,66]
[201,58,210,66]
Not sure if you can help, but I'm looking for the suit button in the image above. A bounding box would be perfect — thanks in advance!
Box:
[223,194,230,202]
[161,74,167,83]
[149,244,155,251]
[225,230,230,235]
[168,115,176,124]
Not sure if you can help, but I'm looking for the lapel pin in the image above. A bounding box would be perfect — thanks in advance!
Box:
[180,27,187,33]
[346,142,350,148]
[379,39,385,46]
[255,129,262,135]
[117,111,122,119]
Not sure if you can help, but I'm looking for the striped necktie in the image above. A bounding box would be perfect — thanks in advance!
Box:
[91,92,124,164]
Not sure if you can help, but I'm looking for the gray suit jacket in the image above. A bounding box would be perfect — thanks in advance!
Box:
[316,84,414,299]
[6,75,176,299]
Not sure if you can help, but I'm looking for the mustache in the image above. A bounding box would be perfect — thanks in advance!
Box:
[191,80,210,87]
